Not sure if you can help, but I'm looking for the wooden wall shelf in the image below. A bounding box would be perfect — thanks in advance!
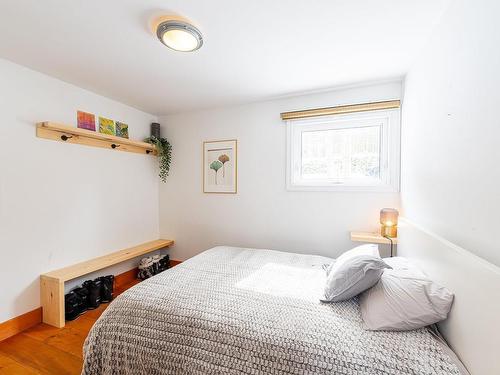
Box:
[36,122,156,155]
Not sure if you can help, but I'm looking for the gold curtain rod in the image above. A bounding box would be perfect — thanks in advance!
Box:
[280,100,400,120]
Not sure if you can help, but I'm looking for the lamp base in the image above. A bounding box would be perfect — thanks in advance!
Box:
[381,225,397,238]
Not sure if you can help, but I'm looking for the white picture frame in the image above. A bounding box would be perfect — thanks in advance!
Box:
[203,139,237,194]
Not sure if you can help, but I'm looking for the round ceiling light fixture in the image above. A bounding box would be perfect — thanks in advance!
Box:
[155,17,203,52]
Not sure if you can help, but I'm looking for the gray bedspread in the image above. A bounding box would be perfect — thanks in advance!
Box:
[82,246,461,374]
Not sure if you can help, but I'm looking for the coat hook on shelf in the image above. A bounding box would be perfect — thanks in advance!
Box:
[60,135,73,141]
[111,144,120,149]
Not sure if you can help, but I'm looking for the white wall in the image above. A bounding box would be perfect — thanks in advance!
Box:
[401,0,500,267]
[0,59,159,322]
[159,82,401,261]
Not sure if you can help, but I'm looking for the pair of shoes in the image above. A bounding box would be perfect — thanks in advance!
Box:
[158,255,169,273]
[138,254,169,280]
[152,254,170,274]
[64,275,114,321]
[83,275,115,307]
[82,279,102,309]
[99,275,114,303]
[65,284,94,321]
[65,291,84,321]
[137,257,154,280]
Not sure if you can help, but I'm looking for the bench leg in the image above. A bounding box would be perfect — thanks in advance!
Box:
[40,276,65,328]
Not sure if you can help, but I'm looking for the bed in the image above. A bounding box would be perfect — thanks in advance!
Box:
[83,246,464,374]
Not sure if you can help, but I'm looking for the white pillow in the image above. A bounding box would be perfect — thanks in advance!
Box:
[326,244,380,276]
[360,265,454,331]
[382,256,426,277]
[323,255,391,302]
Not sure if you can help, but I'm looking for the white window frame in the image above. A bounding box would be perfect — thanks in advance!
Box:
[286,108,400,192]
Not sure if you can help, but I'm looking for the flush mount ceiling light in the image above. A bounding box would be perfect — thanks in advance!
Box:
[154,17,203,52]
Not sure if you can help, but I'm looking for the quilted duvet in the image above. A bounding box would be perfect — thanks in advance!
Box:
[82,246,461,374]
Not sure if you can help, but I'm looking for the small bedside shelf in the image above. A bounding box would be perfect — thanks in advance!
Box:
[36,122,157,155]
[350,231,398,245]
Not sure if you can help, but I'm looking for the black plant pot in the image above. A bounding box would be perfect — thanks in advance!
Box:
[151,123,161,139]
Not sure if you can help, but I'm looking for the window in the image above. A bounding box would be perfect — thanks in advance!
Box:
[286,109,400,191]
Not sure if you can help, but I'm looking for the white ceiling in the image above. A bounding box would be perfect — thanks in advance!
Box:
[0,0,450,115]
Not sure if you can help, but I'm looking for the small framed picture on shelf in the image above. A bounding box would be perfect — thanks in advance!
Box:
[77,110,96,131]
[115,121,129,138]
[203,139,237,194]
[99,116,115,135]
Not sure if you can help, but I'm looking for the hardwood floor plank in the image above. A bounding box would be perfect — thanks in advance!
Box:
[84,303,108,320]
[169,259,182,267]
[44,329,87,359]
[115,278,140,296]
[24,323,83,342]
[23,325,88,359]
[0,353,39,375]
[0,280,139,374]
[0,335,81,375]
[64,316,96,333]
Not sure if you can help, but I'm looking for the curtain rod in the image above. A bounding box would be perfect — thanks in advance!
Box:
[280,100,400,120]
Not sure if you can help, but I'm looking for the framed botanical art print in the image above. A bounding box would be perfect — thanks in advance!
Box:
[203,139,237,193]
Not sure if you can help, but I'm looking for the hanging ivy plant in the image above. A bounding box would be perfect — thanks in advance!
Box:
[145,136,172,182]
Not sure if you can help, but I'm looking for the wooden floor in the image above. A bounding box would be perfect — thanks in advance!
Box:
[0,279,140,375]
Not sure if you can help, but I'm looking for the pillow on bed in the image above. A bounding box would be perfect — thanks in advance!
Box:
[360,267,454,331]
[382,256,426,276]
[323,255,391,302]
[326,244,380,276]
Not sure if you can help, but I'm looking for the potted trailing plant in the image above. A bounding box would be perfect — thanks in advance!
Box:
[145,135,172,182]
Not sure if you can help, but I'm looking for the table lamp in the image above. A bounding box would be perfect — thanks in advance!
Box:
[380,208,399,238]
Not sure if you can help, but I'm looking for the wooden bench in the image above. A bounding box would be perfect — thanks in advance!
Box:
[40,239,174,328]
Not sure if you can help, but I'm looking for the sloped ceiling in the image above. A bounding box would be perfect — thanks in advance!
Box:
[0,0,450,114]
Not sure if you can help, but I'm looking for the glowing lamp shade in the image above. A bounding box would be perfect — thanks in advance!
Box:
[156,20,203,52]
[380,208,399,238]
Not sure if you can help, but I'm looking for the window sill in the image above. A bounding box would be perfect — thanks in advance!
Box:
[286,183,400,192]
